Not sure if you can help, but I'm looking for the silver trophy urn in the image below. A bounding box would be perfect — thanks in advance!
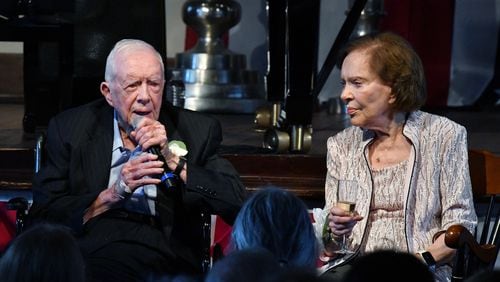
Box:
[173,0,266,113]
[348,0,386,38]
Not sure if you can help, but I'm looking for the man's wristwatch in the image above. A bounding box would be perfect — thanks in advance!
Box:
[420,251,436,272]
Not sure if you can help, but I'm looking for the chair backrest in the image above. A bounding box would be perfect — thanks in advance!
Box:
[445,150,500,281]
[5,133,44,236]
[34,132,46,173]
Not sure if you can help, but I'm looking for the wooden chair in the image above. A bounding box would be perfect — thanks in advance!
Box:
[445,150,500,281]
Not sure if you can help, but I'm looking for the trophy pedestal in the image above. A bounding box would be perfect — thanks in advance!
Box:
[174,0,266,113]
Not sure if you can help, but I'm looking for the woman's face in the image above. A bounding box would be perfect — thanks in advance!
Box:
[340,49,395,129]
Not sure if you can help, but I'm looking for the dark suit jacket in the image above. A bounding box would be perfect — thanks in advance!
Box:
[28,98,245,273]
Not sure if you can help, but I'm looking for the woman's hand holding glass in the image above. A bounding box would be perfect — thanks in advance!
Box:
[325,180,364,255]
[327,206,363,254]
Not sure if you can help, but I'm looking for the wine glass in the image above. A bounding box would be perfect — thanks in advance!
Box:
[333,179,358,254]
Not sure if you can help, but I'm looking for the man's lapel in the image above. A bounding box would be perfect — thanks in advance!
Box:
[82,107,114,192]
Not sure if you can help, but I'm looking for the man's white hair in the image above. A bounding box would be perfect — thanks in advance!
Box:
[104,39,164,82]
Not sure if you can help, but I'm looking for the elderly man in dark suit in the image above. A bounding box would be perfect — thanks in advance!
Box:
[28,39,245,281]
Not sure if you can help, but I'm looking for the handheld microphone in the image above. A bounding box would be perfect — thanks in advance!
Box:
[130,116,176,189]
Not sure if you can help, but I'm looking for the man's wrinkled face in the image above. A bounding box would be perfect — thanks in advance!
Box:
[101,48,165,129]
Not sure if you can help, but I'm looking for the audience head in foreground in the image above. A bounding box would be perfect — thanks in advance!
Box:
[343,250,434,282]
[206,248,327,282]
[231,187,318,270]
[205,248,281,282]
[0,223,86,282]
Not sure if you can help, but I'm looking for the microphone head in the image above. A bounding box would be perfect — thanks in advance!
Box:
[130,115,143,130]
[126,115,143,137]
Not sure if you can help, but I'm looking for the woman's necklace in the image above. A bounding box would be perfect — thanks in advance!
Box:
[371,114,409,166]
[373,144,390,163]
[371,136,411,167]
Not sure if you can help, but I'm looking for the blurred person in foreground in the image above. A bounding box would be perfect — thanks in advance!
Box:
[342,250,434,282]
[231,187,319,271]
[206,248,330,282]
[315,32,477,282]
[27,39,245,281]
[0,223,86,282]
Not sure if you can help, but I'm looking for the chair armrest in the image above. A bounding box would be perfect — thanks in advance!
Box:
[444,224,497,263]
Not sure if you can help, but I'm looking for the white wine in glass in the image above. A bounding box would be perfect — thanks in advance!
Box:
[337,201,356,215]
[333,180,358,254]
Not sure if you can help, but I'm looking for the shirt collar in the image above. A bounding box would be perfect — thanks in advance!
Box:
[112,110,125,152]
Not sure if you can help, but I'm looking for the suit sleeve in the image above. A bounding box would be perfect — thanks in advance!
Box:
[183,118,246,225]
[28,116,101,233]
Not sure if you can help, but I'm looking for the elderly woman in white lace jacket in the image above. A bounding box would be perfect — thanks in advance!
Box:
[316,32,477,282]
